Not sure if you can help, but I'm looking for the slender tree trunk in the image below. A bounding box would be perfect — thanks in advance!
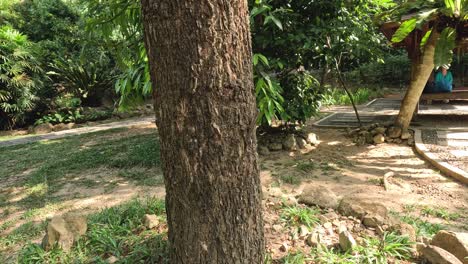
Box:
[140,1,265,263]
[394,30,440,132]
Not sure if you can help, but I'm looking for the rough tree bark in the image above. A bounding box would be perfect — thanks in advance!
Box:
[394,30,440,134]
[140,0,265,263]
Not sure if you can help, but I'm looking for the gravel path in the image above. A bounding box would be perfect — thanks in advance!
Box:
[0,117,155,148]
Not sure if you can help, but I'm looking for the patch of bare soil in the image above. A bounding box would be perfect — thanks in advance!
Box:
[259,127,468,254]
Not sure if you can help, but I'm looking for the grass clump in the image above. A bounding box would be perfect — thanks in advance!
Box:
[421,206,460,221]
[17,198,168,263]
[280,205,320,228]
[279,175,302,185]
[399,215,444,238]
[355,232,413,263]
[296,161,316,172]
[0,221,46,252]
[280,251,309,264]
[309,232,413,264]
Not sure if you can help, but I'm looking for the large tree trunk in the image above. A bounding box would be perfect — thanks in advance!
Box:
[394,30,440,132]
[140,1,265,263]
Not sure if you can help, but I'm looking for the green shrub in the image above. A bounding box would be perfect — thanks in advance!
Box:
[0,25,42,129]
[48,57,117,107]
[322,87,381,106]
[280,70,323,124]
[346,53,411,87]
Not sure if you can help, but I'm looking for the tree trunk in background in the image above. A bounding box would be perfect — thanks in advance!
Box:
[394,30,440,133]
[140,1,265,263]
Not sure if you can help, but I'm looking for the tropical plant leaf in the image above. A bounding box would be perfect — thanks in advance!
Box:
[420,29,432,51]
[434,27,457,69]
[391,18,418,43]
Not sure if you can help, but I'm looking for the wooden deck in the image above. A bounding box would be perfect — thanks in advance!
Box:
[420,87,468,100]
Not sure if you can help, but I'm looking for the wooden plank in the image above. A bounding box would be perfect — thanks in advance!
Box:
[420,90,468,100]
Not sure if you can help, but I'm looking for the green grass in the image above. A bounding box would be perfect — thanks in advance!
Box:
[322,87,383,106]
[0,127,164,260]
[420,206,460,221]
[296,161,316,172]
[16,198,168,264]
[0,134,33,142]
[391,211,444,238]
[308,232,413,264]
[280,205,320,228]
[279,175,302,185]
[0,221,47,252]
[0,127,161,208]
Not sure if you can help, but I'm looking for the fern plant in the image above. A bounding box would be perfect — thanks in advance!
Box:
[0,25,42,129]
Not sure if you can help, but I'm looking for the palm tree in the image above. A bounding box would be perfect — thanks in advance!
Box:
[379,0,468,135]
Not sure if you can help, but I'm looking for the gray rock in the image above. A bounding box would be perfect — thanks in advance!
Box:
[281,195,298,207]
[387,126,402,139]
[421,245,463,264]
[339,231,357,252]
[362,215,385,228]
[372,127,387,135]
[280,242,289,252]
[143,214,159,229]
[338,197,388,227]
[305,132,319,145]
[401,131,412,140]
[298,184,340,209]
[296,137,308,149]
[268,143,283,151]
[306,231,322,247]
[373,134,385,144]
[299,225,309,238]
[258,146,270,156]
[283,134,297,150]
[106,256,119,264]
[272,224,282,232]
[390,223,417,242]
[34,123,54,134]
[431,231,468,264]
[53,123,69,132]
[42,213,87,252]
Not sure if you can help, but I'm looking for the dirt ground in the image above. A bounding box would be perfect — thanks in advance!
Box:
[1,122,467,262]
[260,125,467,223]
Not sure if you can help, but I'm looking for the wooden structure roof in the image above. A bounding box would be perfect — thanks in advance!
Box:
[380,14,468,61]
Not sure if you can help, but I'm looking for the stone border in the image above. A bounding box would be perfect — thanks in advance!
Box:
[414,129,468,185]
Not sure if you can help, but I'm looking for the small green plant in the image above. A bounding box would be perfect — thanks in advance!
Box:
[280,205,320,228]
[310,246,354,264]
[421,206,460,221]
[400,215,444,238]
[355,232,413,263]
[322,87,380,106]
[280,174,301,185]
[35,110,82,125]
[281,251,309,264]
[403,204,417,213]
[296,161,316,172]
[367,178,384,186]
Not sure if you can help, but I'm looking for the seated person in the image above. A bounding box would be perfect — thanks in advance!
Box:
[424,65,453,93]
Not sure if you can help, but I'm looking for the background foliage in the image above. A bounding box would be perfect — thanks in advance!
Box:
[0,0,413,130]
